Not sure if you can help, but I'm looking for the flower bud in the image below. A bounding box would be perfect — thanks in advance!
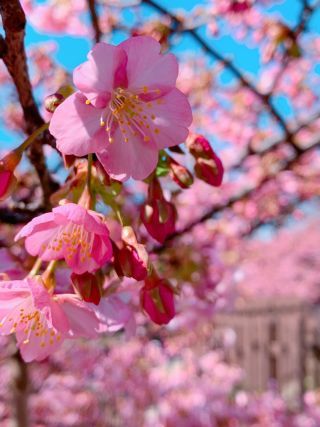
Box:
[169,158,193,189]
[71,272,102,305]
[187,135,224,187]
[44,93,65,113]
[113,227,148,281]
[228,0,252,13]
[0,149,22,201]
[194,157,224,187]
[140,276,175,325]
[44,85,74,113]
[186,135,213,159]
[141,178,177,243]
[141,199,176,243]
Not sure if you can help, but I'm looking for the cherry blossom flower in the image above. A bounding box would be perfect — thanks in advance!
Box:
[15,203,112,274]
[49,36,192,181]
[0,277,100,362]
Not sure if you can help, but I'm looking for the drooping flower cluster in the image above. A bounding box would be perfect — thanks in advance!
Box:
[0,35,225,362]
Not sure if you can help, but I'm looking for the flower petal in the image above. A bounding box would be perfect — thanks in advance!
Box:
[97,127,159,181]
[120,36,178,91]
[73,42,127,106]
[49,92,105,156]
[57,295,100,338]
[148,88,193,149]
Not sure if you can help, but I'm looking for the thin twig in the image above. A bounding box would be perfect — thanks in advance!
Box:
[87,0,102,43]
[142,0,290,137]
[153,137,320,253]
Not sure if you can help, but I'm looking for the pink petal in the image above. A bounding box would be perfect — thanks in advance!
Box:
[120,36,178,91]
[15,212,56,241]
[54,204,108,235]
[49,92,105,156]
[148,88,193,149]
[73,42,127,106]
[97,127,159,181]
[57,295,100,338]
[0,288,30,332]
[65,248,100,274]
[17,327,63,362]
[24,227,60,259]
[91,235,112,264]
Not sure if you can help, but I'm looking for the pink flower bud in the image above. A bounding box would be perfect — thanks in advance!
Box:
[186,135,213,159]
[141,199,176,243]
[113,227,148,281]
[44,85,74,113]
[0,150,22,201]
[44,92,65,113]
[194,157,224,187]
[187,135,224,187]
[229,0,252,13]
[141,179,177,243]
[71,272,102,305]
[169,158,193,189]
[140,276,175,325]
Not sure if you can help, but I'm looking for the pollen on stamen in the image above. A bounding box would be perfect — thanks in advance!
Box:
[85,100,91,105]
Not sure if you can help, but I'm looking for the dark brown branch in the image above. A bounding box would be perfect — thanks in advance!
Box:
[0,0,57,208]
[10,349,29,427]
[87,0,102,43]
[0,207,45,225]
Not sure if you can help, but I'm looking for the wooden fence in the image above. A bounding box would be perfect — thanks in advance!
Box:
[213,299,320,401]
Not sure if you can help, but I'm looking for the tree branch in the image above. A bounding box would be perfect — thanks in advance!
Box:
[153,137,320,253]
[87,0,102,43]
[10,350,29,427]
[0,0,57,208]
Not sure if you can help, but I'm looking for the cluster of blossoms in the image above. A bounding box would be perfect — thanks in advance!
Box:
[0,35,223,362]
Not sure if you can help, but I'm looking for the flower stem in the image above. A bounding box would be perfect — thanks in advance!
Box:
[27,258,42,277]
[87,153,93,195]
[111,202,124,226]
[42,260,57,291]
[18,123,49,153]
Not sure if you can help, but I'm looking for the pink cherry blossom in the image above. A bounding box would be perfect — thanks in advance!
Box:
[15,203,112,274]
[0,277,100,362]
[49,36,192,181]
